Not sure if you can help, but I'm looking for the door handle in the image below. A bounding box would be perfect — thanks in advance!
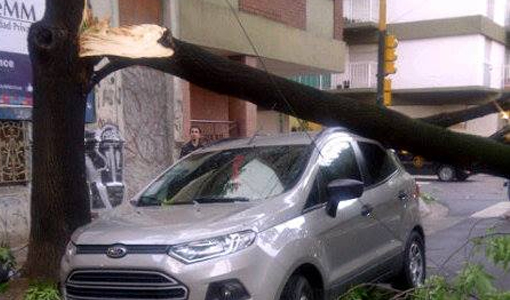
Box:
[361,204,373,217]
[398,191,408,201]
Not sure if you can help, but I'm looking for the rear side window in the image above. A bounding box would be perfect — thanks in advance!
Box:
[358,142,398,186]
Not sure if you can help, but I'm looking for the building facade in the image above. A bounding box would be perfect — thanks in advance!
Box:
[0,0,346,245]
[334,0,510,136]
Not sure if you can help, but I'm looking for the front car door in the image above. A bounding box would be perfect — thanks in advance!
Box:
[301,134,376,293]
[352,141,406,272]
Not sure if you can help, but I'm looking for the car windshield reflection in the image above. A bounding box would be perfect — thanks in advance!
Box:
[137,145,312,207]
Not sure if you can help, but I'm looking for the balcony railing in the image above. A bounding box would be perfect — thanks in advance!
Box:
[344,0,379,24]
[332,62,378,89]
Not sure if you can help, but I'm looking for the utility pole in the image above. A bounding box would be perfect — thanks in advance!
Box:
[376,0,387,107]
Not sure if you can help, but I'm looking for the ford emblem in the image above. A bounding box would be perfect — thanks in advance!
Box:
[106,245,128,258]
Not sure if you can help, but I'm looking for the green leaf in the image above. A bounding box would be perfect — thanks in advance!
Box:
[24,282,61,300]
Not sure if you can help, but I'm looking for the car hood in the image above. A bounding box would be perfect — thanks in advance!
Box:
[72,193,301,245]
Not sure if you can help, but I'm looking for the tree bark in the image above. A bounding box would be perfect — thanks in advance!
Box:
[24,0,90,280]
[419,94,510,127]
[120,37,510,178]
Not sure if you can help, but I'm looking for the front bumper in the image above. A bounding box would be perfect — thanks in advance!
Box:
[60,241,284,300]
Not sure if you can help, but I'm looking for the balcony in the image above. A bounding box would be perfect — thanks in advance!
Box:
[332,62,378,89]
[343,0,379,25]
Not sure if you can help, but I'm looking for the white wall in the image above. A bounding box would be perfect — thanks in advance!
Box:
[488,40,506,88]
[392,35,486,89]
[349,44,378,62]
[392,105,501,136]
[392,104,466,118]
[388,0,486,24]
[491,0,507,26]
[465,112,501,136]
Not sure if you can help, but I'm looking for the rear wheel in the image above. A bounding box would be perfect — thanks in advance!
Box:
[280,275,315,300]
[392,231,426,290]
[437,165,455,182]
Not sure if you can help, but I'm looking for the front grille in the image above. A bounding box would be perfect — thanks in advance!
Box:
[65,270,188,300]
[76,245,170,255]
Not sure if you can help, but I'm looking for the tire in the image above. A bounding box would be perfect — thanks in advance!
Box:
[392,231,426,290]
[280,275,315,300]
[437,165,455,182]
[455,170,469,182]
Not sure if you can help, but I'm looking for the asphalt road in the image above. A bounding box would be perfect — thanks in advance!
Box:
[417,174,510,290]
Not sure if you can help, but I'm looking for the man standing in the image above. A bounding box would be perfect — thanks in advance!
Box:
[180,126,203,158]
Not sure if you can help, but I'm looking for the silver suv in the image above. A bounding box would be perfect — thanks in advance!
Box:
[61,128,425,300]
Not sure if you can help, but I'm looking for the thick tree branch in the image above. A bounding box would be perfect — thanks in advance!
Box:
[79,27,510,178]
[105,36,510,177]
[489,125,510,143]
[87,59,137,94]
[419,94,510,127]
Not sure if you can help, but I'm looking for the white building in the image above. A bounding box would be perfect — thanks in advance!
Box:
[333,0,510,136]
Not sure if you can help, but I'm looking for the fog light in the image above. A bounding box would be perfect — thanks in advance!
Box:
[205,279,250,300]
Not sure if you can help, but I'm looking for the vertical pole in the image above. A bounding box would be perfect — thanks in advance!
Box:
[376,0,387,107]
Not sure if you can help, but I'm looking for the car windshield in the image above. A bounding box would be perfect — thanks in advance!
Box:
[137,145,312,206]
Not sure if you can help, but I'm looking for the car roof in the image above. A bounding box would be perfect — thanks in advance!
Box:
[196,127,363,152]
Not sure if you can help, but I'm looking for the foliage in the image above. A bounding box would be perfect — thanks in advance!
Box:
[0,246,16,271]
[420,192,437,204]
[339,233,510,300]
[412,276,450,300]
[0,282,9,294]
[341,285,397,300]
[24,282,61,300]
[485,234,510,271]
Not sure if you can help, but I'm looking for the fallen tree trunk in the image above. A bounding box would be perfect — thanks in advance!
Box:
[82,30,510,178]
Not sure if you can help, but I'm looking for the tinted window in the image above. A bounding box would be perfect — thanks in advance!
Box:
[306,140,361,208]
[358,142,398,186]
[138,145,312,206]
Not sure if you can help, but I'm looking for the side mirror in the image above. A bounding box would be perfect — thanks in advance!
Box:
[326,179,364,218]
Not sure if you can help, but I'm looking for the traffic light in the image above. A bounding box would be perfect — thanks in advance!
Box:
[384,34,398,75]
[383,78,392,106]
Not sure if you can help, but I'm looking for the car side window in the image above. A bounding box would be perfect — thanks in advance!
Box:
[306,139,361,208]
[358,142,398,186]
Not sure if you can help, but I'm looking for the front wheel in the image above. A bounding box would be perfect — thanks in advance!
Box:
[280,275,315,300]
[392,231,426,290]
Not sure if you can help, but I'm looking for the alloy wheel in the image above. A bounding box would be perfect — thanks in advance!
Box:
[408,242,425,287]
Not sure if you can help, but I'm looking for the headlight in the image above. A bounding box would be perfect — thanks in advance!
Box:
[169,231,256,264]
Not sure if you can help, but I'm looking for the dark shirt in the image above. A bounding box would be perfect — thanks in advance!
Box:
[180,141,203,158]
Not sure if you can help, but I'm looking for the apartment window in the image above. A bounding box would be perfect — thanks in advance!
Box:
[291,74,332,90]
[0,121,29,185]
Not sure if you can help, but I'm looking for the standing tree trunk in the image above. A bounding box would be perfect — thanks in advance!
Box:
[24,0,90,280]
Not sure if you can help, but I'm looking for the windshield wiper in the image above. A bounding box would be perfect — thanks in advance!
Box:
[193,197,250,203]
